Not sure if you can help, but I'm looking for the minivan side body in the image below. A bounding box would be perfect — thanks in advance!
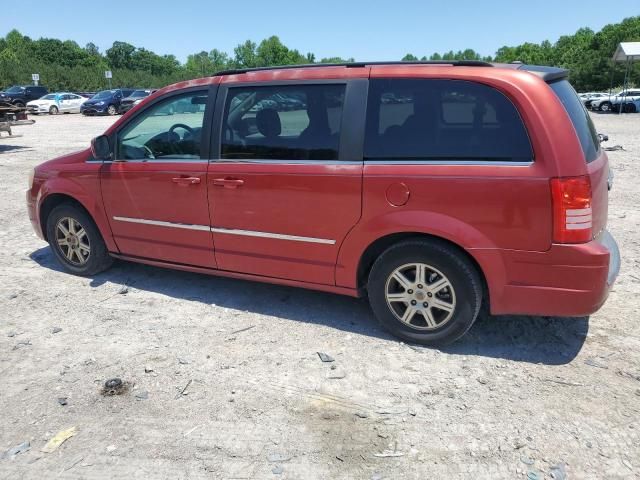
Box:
[27,62,620,344]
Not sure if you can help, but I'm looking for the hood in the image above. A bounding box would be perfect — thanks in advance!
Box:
[36,149,92,174]
[86,95,114,104]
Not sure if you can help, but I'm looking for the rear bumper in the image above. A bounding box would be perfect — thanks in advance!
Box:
[474,230,620,317]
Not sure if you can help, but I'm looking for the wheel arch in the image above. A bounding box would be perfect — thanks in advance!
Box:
[39,193,90,242]
[38,189,118,252]
[356,232,489,305]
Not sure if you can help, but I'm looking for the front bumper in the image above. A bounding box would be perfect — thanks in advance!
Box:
[26,188,44,240]
[27,105,51,114]
[473,230,620,317]
[81,105,108,114]
[118,103,135,114]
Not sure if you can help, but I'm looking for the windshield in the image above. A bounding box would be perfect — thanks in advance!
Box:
[129,90,149,98]
[6,86,25,93]
[41,94,57,100]
[91,90,115,100]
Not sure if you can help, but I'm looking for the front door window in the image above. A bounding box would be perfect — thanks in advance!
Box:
[117,91,208,160]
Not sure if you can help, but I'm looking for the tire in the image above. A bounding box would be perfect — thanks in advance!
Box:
[367,239,482,346]
[600,102,611,112]
[49,105,58,115]
[46,203,113,276]
[14,101,25,108]
[107,104,117,115]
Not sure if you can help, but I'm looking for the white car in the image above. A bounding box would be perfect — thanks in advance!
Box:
[591,89,640,112]
[578,92,609,108]
[26,92,86,115]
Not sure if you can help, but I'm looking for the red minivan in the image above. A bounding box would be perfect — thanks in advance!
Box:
[26,61,620,345]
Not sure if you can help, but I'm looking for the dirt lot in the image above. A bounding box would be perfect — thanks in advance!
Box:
[1,112,639,479]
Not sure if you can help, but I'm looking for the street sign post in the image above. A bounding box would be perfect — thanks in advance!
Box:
[105,70,112,89]
[32,73,40,86]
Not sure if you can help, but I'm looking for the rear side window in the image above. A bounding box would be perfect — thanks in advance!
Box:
[221,84,345,161]
[365,79,533,162]
[550,80,600,163]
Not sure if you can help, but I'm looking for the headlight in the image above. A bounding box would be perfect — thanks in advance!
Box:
[134,99,142,105]
[97,101,105,106]
[28,168,35,189]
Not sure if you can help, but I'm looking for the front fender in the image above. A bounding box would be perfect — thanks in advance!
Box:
[335,209,505,292]
[37,164,118,253]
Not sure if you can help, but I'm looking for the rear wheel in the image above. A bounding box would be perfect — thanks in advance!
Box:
[49,105,59,115]
[367,239,482,346]
[46,204,113,276]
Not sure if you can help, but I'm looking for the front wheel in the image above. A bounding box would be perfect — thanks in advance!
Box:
[107,105,117,115]
[49,105,59,115]
[368,239,482,346]
[46,204,113,276]
[600,102,611,112]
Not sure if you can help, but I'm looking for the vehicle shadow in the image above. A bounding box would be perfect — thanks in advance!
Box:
[30,246,588,365]
[0,143,32,153]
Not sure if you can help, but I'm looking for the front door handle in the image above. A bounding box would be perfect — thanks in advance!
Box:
[212,178,244,188]
[172,176,201,186]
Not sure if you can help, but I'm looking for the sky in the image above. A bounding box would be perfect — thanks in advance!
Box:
[2,0,638,62]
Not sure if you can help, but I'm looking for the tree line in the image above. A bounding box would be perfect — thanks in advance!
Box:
[0,16,638,93]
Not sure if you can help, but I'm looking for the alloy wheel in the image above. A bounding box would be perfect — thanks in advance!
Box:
[55,217,90,266]
[385,263,456,330]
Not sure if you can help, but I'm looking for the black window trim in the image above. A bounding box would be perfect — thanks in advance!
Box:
[104,84,218,163]
[363,78,535,164]
[210,78,367,163]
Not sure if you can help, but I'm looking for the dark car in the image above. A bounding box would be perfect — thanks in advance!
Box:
[0,85,49,107]
[80,89,135,116]
[118,89,157,114]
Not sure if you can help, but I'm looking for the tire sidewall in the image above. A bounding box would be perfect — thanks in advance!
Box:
[368,242,481,345]
[107,105,116,115]
[49,106,58,115]
[46,204,109,276]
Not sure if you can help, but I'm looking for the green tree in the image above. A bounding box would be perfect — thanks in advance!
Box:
[106,41,136,69]
[233,40,258,68]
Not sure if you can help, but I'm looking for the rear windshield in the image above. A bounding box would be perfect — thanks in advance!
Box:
[550,80,600,163]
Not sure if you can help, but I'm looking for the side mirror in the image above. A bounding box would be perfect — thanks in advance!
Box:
[91,135,112,160]
[598,133,609,143]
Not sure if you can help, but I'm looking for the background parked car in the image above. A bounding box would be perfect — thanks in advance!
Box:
[80,88,135,115]
[0,85,49,107]
[611,89,640,113]
[118,89,157,114]
[27,92,86,115]
[579,92,609,109]
[591,89,640,112]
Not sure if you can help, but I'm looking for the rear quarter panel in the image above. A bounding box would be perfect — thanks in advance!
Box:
[336,67,589,289]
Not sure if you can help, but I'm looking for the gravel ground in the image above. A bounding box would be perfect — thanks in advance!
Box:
[0,112,639,479]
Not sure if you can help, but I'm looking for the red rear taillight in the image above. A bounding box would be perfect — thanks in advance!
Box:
[550,176,592,243]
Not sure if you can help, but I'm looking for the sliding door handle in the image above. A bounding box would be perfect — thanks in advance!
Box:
[212,178,244,188]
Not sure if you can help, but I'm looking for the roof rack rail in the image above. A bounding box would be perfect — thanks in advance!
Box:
[213,60,494,76]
